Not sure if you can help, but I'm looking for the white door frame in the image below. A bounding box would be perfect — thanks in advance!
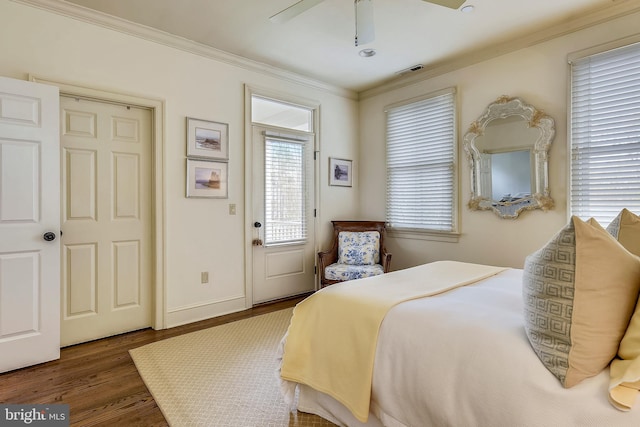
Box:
[30,75,167,329]
[243,85,321,308]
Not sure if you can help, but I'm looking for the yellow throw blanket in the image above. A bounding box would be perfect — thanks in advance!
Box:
[280,260,507,422]
[609,293,640,411]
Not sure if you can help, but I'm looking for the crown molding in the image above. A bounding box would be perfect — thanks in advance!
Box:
[10,0,358,101]
[12,0,640,102]
[359,0,640,100]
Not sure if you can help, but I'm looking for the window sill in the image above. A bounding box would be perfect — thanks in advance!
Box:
[387,228,460,243]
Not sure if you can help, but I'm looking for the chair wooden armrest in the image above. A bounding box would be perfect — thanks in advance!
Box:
[381,251,392,272]
[318,249,334,285]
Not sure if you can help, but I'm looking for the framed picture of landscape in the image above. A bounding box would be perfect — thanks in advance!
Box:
[329,157,352,187]
[186,159,228,198]
[186,117,229,160]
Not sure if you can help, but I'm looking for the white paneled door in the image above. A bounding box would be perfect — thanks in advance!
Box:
[252,126,315,304]
[0,76,60,373]
[60,96,152,346]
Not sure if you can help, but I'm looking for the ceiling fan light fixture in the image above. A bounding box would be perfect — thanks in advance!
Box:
[359,48,376,57]
[355,0,375,46]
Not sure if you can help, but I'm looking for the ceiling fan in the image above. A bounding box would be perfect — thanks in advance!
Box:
[270,0,466,46]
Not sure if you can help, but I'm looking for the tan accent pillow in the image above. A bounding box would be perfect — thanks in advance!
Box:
[523,216,640,388]
[606,208,640,257]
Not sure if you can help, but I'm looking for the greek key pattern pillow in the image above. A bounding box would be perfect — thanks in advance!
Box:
[608,213,622,240]
[606,208,640,257]
[523,220,576,385]
[523,216,640,388]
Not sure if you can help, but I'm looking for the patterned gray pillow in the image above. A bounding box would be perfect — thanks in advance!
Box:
[523,216,640,387]
[606,208,640,257]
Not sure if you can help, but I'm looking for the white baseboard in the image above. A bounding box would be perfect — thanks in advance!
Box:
[166,296,246,328]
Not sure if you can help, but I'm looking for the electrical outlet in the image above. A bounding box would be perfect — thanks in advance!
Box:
[201,271,209,284]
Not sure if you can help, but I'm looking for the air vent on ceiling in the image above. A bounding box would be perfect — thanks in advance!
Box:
[395,64,424,76]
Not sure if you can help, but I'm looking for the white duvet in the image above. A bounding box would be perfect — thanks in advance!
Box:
[282,268,640,427]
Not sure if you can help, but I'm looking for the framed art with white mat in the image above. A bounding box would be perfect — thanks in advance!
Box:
[329,157,352,187]
[186,117,229,160]
[186,158,228,198]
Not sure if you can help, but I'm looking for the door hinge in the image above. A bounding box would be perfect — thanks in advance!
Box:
[314,265,317,275]
[314,208,317,217]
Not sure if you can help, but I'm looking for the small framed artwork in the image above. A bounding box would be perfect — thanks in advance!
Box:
[186,159,228,198]
[186,117,229,160]
[329,157,353,187]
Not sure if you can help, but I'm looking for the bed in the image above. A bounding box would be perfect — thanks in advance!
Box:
[277,256,640,426]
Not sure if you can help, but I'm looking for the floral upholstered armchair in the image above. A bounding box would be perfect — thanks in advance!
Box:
[318,221,392,288]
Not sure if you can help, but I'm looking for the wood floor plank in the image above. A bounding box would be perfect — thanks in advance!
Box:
[71,389,161,426]
[0,296,306,426]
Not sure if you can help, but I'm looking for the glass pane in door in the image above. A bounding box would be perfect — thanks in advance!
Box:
[264,138,307,245]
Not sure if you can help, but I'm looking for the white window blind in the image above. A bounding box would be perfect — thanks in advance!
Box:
[386,89,456,232]
[264,137,308,245]
[570,42,640,224]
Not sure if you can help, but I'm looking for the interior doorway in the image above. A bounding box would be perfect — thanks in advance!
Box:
[31,76,167,341]
[245,89,319,305]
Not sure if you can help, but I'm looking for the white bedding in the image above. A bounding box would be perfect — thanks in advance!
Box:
[281,268,640,427]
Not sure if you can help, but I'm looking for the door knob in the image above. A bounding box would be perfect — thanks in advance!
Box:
[43,231,56,242]
[253,222,263,246]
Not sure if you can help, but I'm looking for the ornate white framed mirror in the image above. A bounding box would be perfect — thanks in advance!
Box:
[463,96,555,219]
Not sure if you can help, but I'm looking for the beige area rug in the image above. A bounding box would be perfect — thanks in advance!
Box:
[130,308,336,427]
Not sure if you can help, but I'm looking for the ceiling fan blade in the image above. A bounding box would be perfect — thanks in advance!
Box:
[269,0,325,24]
[355,0,374,46]
[421,0,466,9]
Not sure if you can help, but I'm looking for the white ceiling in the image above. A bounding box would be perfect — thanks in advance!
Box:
[61,0,624,92]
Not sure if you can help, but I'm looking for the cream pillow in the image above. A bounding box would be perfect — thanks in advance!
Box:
[523,216,640,388]
[607,208,640,257]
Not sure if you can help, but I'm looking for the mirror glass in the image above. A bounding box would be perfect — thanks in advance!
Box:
[463,96,555,219]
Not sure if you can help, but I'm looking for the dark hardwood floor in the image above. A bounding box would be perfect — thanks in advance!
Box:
[0,296,306,426]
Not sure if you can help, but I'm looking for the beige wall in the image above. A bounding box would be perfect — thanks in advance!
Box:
[358,11,640,270]
[3,0,639,327]
[0,0,359,327]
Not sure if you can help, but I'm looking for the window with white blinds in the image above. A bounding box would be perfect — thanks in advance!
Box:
[570,42,640,225]
[264,137,308,245]
[386,88,457,232]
